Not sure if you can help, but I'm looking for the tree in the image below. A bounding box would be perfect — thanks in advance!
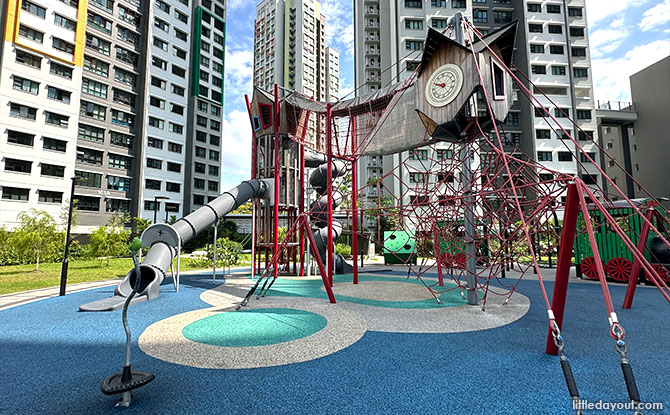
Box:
[59,198,79,229]
[230,201,252,214]
[12,209,62,270]
[88,212,131,266]
[207,237,243,271]
[131,216,152,240]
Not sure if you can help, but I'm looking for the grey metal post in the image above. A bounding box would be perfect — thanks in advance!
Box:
[451,11,478,305]
[212,219,218,283]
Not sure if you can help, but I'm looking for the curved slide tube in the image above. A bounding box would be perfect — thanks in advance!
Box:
[306,152,353,275]
[80,180,269,312]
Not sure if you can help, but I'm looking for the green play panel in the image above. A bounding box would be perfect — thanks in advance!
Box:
[255,274,468,309]
[182,308,327,347]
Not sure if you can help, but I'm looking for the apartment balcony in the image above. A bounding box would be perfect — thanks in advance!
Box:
[366,48,380,56]
[365,20,379,29]
[364,0,378,4]
[365,61,380,69]
[596,100,635,112]
[365,7,378,16]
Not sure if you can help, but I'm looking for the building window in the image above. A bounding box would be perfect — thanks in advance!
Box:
[111,110,134,127]
[109,154,132,170]
[38,190,63,204]
[152,56,167,70]
[551,66,566,75]
[169,123,184,134]
[8,130,35,146]
[572,47,587,57]
[548,25,562,34]
[165,203,180,213]
[119,6,140,27]
[430,0,445,7]
[2,187,29,201]
[80,101,106,120]
[19,25,44,43]
[153,37,169,51]
[528,23,543,33]
[557,152,573,162]
[405,19,423,30]
[16,50,42,69]
[76,196,100,211]
[85,33,111,55]
[493,11,512,23]
[44,111,70,128]
[569,27,584,37]
[581,174,598,185]
[530,44,544,53]
[537,151,553,161]
[82,78,108,98]
[451,0,466,8]
[167,162,181,173]
[10,103,38,120]
[154,17,169,31]
[171,103,184,115]
[405,1,422,8]
[90,0,113,12]
[107,176,132,191]
[41,163,65,177]
[536,129,550,139]
[409,150,428,160]
[209,150,219,161]
[193,194,205,206]
[531,65,546,74]
[210,135,220,146]
[409,173,425,183]
[194,162,206,174]
[175,10,188,23]
[4,158,32,173]
[114,68,136,86]
[473,9,487,23]
[21,0,46,18]
[534,107,549,117]
[147,137,163,149]
[172,65,186,78]
[578,131,593,141]
[580,152,596,163]
[432,18,447,29]
[571,68,588,79]
[78,124,105,143]
[194,178,205,190]
[144,200,159,211]
[12,76,39,94]
[505,112,519,126]
[75,170,102,188]
[106,199,130,213]
[175,28,188,42]
[113,88,135,106]
[115,46,138,65]
[117,27,140,46]
[209,165,219,176]
[84,55,109,76]
[437,149,453,159]
[576,109,592,120]
[87,12,112,34]
[146,179,161,190]
[195,146,207,158]
[547,4,560,13]
[168,142,183,153]
[172,84,185,96]
[527,3,541,12]
[405,40,423,50]
[77,147,103,165]
[147,158,162,169]
[568,7,583,17]
[549,45,564,55]
[208,181,219,192]
[173,47,187,60]
[166,182,181,193]
[110,131,133,148]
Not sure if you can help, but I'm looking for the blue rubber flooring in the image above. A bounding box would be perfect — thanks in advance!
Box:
[1,273,668,415]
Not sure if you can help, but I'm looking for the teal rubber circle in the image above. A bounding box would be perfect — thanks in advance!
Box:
[182,308,327,347]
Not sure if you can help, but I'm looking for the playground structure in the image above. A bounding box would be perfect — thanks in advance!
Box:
[78,14,669,410]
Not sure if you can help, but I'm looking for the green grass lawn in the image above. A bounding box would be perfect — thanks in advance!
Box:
[0,256,249,296]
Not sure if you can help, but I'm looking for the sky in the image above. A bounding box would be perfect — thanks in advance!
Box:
[220,0,670,191]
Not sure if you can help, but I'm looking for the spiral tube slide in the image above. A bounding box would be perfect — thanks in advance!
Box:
[306,153,353,275]
[80,180,270,312]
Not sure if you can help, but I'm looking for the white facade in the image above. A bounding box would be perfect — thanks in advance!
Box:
[0,0,84,228]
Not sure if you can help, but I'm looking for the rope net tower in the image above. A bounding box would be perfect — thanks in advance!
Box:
[245,15,668,412]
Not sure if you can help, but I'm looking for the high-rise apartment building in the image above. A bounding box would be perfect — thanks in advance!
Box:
[0,0,227,230]
[353,0,600,220]
[254,0,339,101]
[1,0,87,228]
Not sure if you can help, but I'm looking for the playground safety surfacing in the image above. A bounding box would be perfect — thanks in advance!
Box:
[1,270,669,415]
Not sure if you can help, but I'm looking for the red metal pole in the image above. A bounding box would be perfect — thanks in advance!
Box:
[622,204,655,309]
[245,94,259,277]
[546,183,579,355]
[351,118,359,284]
[298,110,311,277]
[433,221,444,286]
[301,216,336,303]
[273,84,280,279]
[326,103,334,287]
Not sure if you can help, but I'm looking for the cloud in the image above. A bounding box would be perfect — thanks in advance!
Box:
[221,109,253,188]
[640,0,670,31]
[321,0,354,57]
[589,23,629,58]
[592,39,670,101]
[224,48,254,102]
[585,0,648,27]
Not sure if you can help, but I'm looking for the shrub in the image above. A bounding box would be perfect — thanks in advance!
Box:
[335,243,352,257]
[187,256,212,269]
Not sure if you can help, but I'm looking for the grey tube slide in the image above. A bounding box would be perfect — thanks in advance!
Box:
[80,180,269,312]
[306,152,353,275]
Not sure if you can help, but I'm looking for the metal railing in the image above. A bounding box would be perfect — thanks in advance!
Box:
[596,100,635,112]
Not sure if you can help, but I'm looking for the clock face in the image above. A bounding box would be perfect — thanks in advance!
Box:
[425,63,464,107]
